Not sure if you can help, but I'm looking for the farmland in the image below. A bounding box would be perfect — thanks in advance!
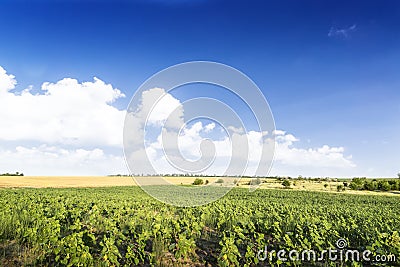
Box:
[1,185,399,266]
[1,176,399,197]
[0,176,136,188]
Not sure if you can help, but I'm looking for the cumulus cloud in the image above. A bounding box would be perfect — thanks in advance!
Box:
[130,87,184,129]
[0,66,128,175]
[124,87,184,152]
[145,121,355,176]
[0,67,125,147]
[126,88,355,176]
[328,24,357,38]
[0,66,356,176]
[0,66,17,92]
[0,145,126,176]
[273,130,355,169]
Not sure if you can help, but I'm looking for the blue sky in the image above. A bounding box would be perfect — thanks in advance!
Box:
[0,0,399,177]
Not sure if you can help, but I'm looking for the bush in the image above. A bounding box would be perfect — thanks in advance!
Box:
[337,185,345,192]
[389,180,399,191]
[378,180,391,191]
[349,177,366,190]
[364,180,377,191]
[215,178,224,184]
[350,178,399,192]
[282,180,291,188]
[192,178,204,185]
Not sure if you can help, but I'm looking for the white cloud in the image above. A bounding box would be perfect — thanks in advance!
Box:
[124,88,356,177]
[123,87,184,154]
[141,117,355,177]
[0,66,17,92]
[328,24,357,38]
[139,87,183,129]
[0,68,125,147]
[273,131,355,169]
[0,66,128,176]
[204,122,215,133]
[0,145,126,176]
[227,126,244,134]
[269,130,356,177]
[0,66,356,177]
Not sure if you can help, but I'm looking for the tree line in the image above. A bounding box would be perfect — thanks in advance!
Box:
[0,172,24,176]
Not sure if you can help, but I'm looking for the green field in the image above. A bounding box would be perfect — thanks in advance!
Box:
[1,186,399,266]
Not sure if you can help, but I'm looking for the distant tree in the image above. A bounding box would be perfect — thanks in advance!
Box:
[215,178,224,184]
[0,172,24,177]
[337,185,345,192]
[378,180,391,191]
[398,172,400,179]
[205,180,209,185]
[192,178,204,185]
[282,180,291,188]
[392,180,400,190]
[388,180,399,190]
[324,184,328,189]
[343,182,348,187]
[364,180,377,191]
[349,178,366,190]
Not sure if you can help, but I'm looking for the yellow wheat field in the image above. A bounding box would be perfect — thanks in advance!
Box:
[0,176,219,188]
[0,176,136,188]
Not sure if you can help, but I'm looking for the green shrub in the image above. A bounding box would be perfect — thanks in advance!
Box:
[192,178,204,185]
[282,180,291,188]
[389,180,399,191]
[215,178,224,184]
[378,180,391,191]
[349,177,366,190]
[364,180,377,191]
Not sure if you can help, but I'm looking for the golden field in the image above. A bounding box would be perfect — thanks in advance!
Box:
[0,176,218,188]
[0,176,398,197]
[0,176,136,188]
